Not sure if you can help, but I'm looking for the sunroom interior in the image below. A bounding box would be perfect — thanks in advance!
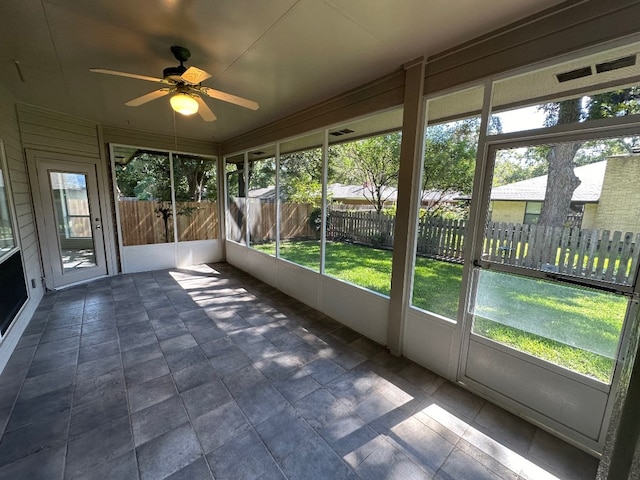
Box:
[1,1,640,479]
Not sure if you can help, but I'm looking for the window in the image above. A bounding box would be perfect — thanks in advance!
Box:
[247,147,276,251]
[489,45,640,135]
[0,139,26,337]
[225,154,246,244]
[477,135,640,381]
[278,132,324,271]
[411,86,484,321]
[325,107,403,295]
[0,144,16,260]
[113,146,217,246]
[173,155,218,242]
[523,201,541,224]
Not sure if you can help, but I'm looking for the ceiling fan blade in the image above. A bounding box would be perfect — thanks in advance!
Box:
[90,68,164,83]
[200,86,259,110]
[125,89,170,107]
[180,66,211,85]
[195,96,216,122]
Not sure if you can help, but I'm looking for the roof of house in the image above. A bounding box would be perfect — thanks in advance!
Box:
[248,183,461,204]
[490,160,607,202]
[327,183,398,202]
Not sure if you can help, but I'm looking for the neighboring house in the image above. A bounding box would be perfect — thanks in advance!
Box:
[328,183,460,210]
[327,183,397,209]
[247,186,277,202]
[248,183,462,211]
[490,154,640,233]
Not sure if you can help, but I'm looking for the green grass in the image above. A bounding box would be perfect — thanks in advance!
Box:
[251,239,625,382]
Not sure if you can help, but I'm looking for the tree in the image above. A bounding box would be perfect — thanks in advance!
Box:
[422,118,479,217]
[537,87,640,227]
[280,149,324,207]
[538,98,582,227]
[334,133,401,213]
[173,155,217,202]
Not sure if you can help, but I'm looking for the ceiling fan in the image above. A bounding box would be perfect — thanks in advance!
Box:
[90,46,259,122]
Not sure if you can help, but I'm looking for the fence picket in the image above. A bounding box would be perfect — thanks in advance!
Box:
[628,233,640,285]
[546,226,561,270]
[585,229,599,279]
[604,231,621,282]
[594,230,610,279]
[617,232,634,284]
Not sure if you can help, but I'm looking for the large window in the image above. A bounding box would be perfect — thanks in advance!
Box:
[411,87,484,320]
[325,108,403,295]
[277,132,324,271]
[490,44,640,136]
[113,146,217,246]
[247,147,276,251]
[0,139,26,337]
[173,155,218,242]
[233,109,406,294]
[225,154,245,244]
[0,143,16,260]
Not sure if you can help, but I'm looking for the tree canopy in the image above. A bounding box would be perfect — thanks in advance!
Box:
[499,87,640,227]
[116,152,217,202]
[422,118,479,217]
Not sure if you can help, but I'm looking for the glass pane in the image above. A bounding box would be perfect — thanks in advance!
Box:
[247,147,276,252]
[114,148,173,245]
[471,268,628,382]
[325,108,403,295]
[411,88,483,320]
[490,42,640,135]
[0,167,16,258]
[173,155,218,242]
[225,154,246,244]
[484,136,640,287]
[49,172,96,272]
[279,132,324,271]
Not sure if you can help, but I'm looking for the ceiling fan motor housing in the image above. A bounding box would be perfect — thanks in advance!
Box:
[164,46,191,81]
[163,65,187,81]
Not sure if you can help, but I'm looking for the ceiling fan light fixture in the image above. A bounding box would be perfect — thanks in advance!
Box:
[170,93,198,115]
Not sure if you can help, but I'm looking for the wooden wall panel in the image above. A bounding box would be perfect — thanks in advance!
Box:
[17,105,102,158]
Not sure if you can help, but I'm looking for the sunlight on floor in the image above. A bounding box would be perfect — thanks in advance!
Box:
[420,404,562,479]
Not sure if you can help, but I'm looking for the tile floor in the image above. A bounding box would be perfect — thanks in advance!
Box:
[0,263,600,479]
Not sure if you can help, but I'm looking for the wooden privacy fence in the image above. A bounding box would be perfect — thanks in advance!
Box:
[247,200,315,242]
[118,200,218,246]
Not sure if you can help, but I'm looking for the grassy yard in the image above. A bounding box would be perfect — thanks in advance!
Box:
[252,239,625,382]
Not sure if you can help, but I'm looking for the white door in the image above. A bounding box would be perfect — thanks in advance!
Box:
[35,158,107,288]
[460,133,640,452]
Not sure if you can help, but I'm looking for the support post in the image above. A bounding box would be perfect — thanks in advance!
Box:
[386,58,425,355]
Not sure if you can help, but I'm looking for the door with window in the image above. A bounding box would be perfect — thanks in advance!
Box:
[34,158,107,288]
[461,133,640,450]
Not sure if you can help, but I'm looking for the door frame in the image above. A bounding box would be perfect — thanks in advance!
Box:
[457,123,640,453]
[27,149,117,289]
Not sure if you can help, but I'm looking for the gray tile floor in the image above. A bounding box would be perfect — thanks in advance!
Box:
[0,263,600,480]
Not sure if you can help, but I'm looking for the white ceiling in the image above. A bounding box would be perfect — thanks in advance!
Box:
[0,0,566,143]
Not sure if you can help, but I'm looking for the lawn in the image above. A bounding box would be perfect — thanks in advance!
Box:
[252,239,625,382]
